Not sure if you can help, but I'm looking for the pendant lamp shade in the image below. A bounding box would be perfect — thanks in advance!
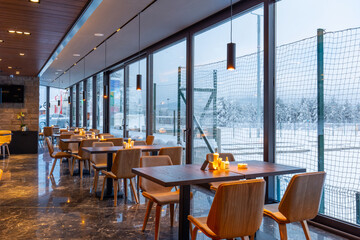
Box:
[227,42,236,70]
[57,100,61,106]
[103,85,108,99]
[68,96,71,104]
[136,74,142,91]
[82,90,86,101]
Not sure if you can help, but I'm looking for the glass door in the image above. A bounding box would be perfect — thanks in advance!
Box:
[109,69,124,137]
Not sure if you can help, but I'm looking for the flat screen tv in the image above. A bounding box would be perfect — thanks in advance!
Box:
[0,85,25,103]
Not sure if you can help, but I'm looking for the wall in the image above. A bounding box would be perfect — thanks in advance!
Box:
[0,76,39,131]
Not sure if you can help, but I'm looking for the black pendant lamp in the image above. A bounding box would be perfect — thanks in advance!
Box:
[57,100,61,106]
[136,13,142,91]
[103,85,108,99]
[68,96,71,105]
[227,0,236,71]
[82,90,86,101]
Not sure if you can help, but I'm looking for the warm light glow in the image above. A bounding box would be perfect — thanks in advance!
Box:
[29,0,40,3]
[8,66,12,69]
[19,53,25,56]
[116,28,121,32]
[227,67,235,71]
[16,31,23,34]
[94,33,104,37]
[16,71,20,75]
[24,32,31,35]
[0,40,3,43]
[93,47,97,50]
[8,30,15,33]
[74,63,77,66]
[73,53,80,57]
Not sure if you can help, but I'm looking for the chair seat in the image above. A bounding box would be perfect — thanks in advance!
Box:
[188,216,218,239]
[101,170,117,179]
[263,203,289,223]
[54,152,73,158]
[92,163,107,170]
[0,142,9,146]
[142,190,180,205]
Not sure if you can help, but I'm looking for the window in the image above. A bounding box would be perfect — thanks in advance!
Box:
[49,88,70,128]
[193,5,264,164]
[39,86,47,130]
[71,87,76,127]
[127,59,146,139]
[79,82,83,127]
[96,73,104,131]
[275,0,360,225]
[86,78,93,128]
[109,69,124,137]
[153,40,186,145]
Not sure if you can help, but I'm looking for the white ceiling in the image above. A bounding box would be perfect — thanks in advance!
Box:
[40,0,240,88]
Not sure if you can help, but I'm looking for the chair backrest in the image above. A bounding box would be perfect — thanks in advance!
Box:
[111,149,141,179]
[140,156,174,193]
[43,127,53,137]
[0,130,12,143]
[60,129,68,133]
[206,153,235,162]
[90,129,100,134]
[100,133,114,139]
[90,141,114,165]
[104,138,123,146]
[278,172,326,222]
[134,140,146,146]
[59,133,72,151]
[159,146,182,165]
[45,137,55,158]
[78,139,99,159]
[146,135,155,145]
[207,179,265,239]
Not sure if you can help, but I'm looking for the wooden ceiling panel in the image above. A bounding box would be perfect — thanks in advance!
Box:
[0,0,89,77]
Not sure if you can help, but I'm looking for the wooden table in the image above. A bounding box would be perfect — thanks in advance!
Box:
[82,145,175,196]
[132,160,306,240]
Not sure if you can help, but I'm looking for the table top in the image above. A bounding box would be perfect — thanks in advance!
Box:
[82,145,177,153]
[132,160,306,187]
[0,133,12,136]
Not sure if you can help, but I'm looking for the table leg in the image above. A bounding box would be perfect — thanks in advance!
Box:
[106,152,113,196]
[179,185,191,240]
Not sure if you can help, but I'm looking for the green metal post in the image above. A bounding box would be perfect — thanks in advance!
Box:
[177,67,181,144]
[356,192,360,224]
[213,70,217,140]
[317,28,325,213]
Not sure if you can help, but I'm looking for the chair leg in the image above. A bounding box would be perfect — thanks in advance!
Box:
[71,159,76,176]
[170,203,174,227]
[191,224,198,240]
[300,220,311,240]
[142,200,154,231]
[249,234,256,240]
[93,170,99,193]
[123,178,128,201]
[129,178,139,204]
[100,176,108,200]
[113,178,118,207]
[5,144,10,156]
[137,175,140,192]
[155,205,162,240]
[2,146,5,159]
[49,158,57,176]
[80,160,84,179]
[278,223,288,240]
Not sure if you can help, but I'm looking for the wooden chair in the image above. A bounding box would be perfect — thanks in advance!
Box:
[104,138,123,146]
[206,153,236,191]
[45,137,73,176]
[146,135,154,145]
[263,172,326,240]
[134,140,146,146]
[59,133,73,152]
[140,155,191,240]
[188,179,265,240]
[159,146,182,165]
[90,129,100,134]
[43,127,53,142]
[72,139,99,178]
[90,141,114,193]
[0,130,12,158]
[99,133,114,139]
[60,129,68,133]
[100,148,141,206]
[68,135,83,154]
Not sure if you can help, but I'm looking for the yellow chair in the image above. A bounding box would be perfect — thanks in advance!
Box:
[159,146,182,165]
[0,130,12,158]
[188,179,265,240]
[263,172,326,240]
[100,148,141,206]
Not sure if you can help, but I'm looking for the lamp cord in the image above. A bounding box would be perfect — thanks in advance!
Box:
[138,13,141,74]
[230,0,233,43]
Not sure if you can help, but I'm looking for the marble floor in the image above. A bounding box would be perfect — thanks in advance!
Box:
[0,145,347,240]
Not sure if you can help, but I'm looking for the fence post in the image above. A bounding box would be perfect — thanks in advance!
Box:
[355,192,360,224]
[317,28,325,213]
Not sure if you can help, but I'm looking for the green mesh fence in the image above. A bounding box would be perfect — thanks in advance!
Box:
[179,27,360,225]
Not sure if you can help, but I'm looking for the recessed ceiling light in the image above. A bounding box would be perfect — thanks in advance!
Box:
[73,53,80,57]
[8,30,15,33]
[0,59,2,61]
[74,63,77,66]
[16,71,20,75]
[16,31,23,34]
[94,33,104,37]
[8,66,12,69]
[19,53,25,56]
[24,32,31,35]
[57,69,63,71]
[93,47,97,50]
[117,28,121,32]
[29,0,40,3]
[0,40,3,43]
